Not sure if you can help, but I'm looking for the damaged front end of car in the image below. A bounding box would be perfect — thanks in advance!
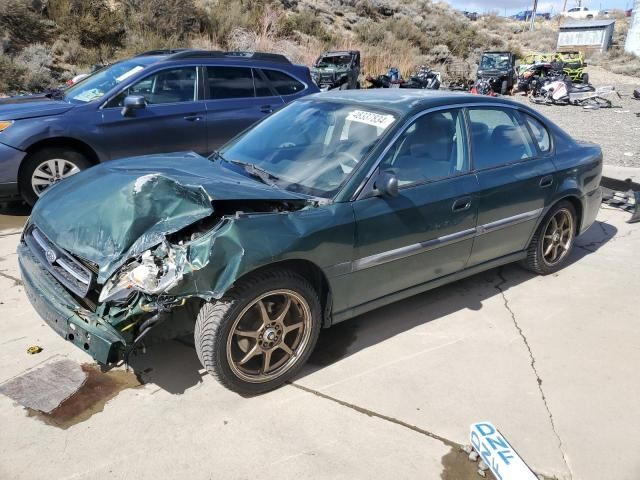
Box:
[18,154,316,365]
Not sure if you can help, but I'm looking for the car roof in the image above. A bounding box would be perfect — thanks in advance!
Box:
[132,49,302,68]
[305,89,523,116]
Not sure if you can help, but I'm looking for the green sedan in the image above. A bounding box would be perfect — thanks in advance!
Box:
[19,90,603,394]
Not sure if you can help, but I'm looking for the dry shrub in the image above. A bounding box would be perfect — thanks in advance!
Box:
[0,0,53,54]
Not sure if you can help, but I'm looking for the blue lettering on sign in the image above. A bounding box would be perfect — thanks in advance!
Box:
[487,435,509,452]
[498,450,515,465]
[476,423,496,436]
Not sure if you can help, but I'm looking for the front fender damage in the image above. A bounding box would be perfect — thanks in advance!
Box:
[94,198,315,363]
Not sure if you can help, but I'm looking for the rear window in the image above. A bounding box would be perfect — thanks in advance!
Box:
[468,108,536,170]
[207,67,254,99]
[262,69,305,96]
[253,69,274,97]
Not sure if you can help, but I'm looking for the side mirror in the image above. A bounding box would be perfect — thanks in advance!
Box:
[121,95,146,117]
[374,170,399,198]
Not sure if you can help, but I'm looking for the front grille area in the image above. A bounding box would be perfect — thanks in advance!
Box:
[24,226,94,298]
[319,73,335,83]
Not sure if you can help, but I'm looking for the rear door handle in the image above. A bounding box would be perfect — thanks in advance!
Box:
[260,105,274,113]
[539,175,553,188]
[452,197,472,212]
[183,115,202,122]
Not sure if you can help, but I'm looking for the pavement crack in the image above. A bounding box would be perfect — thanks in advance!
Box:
[495,268,573,480]
[0,270,23,287]
[0,231,23,239]
[288,382,459,449]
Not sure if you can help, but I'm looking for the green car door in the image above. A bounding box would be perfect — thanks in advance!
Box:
[348,108,480,308]
[466,107,557,266]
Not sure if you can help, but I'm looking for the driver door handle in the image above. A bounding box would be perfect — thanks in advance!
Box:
[260,105,273,113]
[452,197,472,212]
[183,115,202,122]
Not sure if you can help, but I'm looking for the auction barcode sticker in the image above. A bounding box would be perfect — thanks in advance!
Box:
[470,422,538,480]
[346,110,395,129]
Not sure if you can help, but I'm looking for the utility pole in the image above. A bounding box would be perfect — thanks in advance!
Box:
[530,0,539,30]
[625,0,640,56]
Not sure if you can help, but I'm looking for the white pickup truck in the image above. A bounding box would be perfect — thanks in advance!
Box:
[561,6,599,19]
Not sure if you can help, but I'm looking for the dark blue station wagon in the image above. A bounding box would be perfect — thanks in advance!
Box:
[0,50,318,204]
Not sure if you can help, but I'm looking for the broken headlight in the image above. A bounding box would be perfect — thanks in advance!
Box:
[98,242,185,303]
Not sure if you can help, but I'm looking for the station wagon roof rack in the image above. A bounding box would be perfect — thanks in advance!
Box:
[167,50,292,64]
[135,49,191,57]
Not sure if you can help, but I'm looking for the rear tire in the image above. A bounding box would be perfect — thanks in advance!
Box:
[521,201,577,275]
[194,269,322,395]
[19,147,91,206]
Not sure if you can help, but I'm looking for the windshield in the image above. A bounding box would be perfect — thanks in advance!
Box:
[63,58,157,103]
[479,54,511,71]
[219,100,396,198]
[316,55,352,68]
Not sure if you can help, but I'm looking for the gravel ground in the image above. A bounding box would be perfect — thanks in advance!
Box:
[512,65,640,168]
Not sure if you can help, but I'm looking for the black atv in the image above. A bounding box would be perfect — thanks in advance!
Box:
[401,65,442,90]
[311,50,361,91]
[476,51,517,95]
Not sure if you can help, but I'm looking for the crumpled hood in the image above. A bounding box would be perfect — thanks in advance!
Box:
[30,152,309,283]
[0,96,74,120]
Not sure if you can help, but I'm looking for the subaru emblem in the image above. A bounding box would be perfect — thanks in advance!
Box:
[45,248,57,264]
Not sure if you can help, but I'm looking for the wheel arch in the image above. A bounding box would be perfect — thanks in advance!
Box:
[17,137,101,200]
[230,259,333,328]
[20,137,101,179]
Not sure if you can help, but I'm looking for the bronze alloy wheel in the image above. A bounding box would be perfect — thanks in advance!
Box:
[226,289,312,383]
[541,208,574,266]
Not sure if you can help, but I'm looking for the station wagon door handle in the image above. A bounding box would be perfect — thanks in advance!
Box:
[539,175,554,188]
[452,197,472,212]
[183,115,203,122]
[260,105,274,113]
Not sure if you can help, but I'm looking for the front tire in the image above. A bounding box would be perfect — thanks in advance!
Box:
[521,201,577,275]
[501,80,509,95]
[19,147,91,205]
[194,269,321,395]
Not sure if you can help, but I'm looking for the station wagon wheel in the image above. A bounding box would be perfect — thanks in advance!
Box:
[522,201,577,275]
[20,147,91,206]
[194,269,321,395]
[227,289,312,383]
[31,159,81,195]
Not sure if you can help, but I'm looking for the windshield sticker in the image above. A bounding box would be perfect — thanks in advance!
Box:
[73,88,104,102]
[115,66,144,83]
[346,110,395,129]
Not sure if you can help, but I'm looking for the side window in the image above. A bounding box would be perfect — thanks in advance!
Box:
[107,67,197,107]
[207,67,254,99]
[523,114,551,153]
[380,109,469,186]
[262,69,305,96]
[468,108,536,170]
[253,69,274,97]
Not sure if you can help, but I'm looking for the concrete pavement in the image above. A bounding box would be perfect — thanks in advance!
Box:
[0,204,638,480]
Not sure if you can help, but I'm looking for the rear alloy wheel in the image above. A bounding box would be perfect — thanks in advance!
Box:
[20,147,91,205]
[522,201,576,275]
[194,270,321,394]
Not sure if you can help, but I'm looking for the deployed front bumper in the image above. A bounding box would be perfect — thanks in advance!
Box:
[18,242,127,364]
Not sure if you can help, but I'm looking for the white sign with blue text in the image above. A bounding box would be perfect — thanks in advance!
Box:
[470,422,538,480]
